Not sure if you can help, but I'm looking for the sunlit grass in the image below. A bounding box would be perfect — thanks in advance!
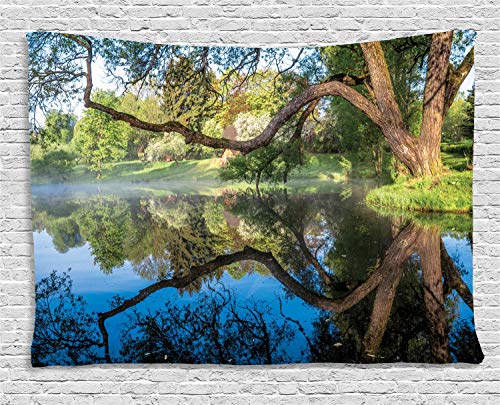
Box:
[365,170,472,213]
[32,143,473,213]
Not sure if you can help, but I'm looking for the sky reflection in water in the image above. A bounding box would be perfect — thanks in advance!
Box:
[31,182,482,366]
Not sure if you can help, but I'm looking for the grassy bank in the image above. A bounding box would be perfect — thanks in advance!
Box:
[33,154,354,185]
[33,152,390,185]
[365,170,472,213]
[32,146,472,213]
[365,141,472,213]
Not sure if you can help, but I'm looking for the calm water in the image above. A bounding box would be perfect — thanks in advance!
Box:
[31,181,483,366]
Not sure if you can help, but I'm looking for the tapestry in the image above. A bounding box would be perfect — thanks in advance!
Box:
[29,31,483,366]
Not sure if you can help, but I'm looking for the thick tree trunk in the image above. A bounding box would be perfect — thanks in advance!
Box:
[361,32,454,177]
[419,227,452,363]
[362,264,404,361]
[417,31,454,176]
[383,127,444,176]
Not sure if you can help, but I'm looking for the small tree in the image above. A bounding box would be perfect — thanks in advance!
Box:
[233,112,271,141]
[73,90,130,178]
[144,133,187,164]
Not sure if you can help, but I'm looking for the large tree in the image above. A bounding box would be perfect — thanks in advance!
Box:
[29,31,474,177]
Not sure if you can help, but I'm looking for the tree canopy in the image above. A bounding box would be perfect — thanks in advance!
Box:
[73,90,131,177]
[28,30,475,177]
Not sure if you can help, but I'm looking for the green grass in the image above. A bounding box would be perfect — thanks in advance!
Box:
[291,154,344,180]
[365,170,472,213]
[69,158,222,183]
[34,154,352,185]
[441,139,473,156]
[370,204,472,234]
[32,154,353,196]
[365,141,473,213]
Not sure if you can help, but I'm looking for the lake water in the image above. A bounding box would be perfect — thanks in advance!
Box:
[31,181,483,365]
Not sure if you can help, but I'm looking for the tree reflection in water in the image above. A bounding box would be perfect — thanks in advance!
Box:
[31,188,483,366]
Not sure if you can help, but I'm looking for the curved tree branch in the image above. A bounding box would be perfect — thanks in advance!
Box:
[97,247,260,362]
[97,221,419,362]
[66,35,383,155]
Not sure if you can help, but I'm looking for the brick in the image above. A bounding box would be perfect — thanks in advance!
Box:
[0,1,499,404]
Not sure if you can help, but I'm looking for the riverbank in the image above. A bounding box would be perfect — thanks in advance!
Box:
[32,148,472,213]
[32,153,373,185]
[365,170,472,214]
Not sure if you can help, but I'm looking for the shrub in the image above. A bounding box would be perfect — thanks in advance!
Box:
[31,147,77,182]
[144,133,187,163]
[339,156,352,177]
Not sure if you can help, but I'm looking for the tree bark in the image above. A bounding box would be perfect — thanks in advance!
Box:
[362,264,404,361]
[361,33,454,177]
[419,227,452,363]
[418,31,454,175]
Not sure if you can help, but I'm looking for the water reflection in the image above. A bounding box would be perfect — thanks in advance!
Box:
[31,184,483,366]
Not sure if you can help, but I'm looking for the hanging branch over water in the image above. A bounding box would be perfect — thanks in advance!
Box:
[30,31,474,176]
[96,221,423,363]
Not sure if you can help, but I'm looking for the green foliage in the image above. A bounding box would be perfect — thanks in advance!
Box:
[461,87,475,141]
[119,93,166,159]
[442,95,474,142]
[365,171,472,213]
[75,196,131,273]
[202,117,224,139]
[73,90,131,177]
[216,70,295,127]
[315,98,387,177]
[220,141,303,187]
[34,110,77,148]
[339,156,352,177]
[31,145,77,182]
[144,133,187,163]
[222,109,305,188]
[159,56,220,130]
[243,70,292,116]
[233,111,270,141]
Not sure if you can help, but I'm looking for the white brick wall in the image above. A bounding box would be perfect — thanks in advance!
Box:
[1,0,499,403]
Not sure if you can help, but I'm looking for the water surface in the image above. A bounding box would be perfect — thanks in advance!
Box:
[31,181,483,365]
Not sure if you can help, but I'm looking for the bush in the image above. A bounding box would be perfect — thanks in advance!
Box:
[144,133,187,163]
[31,147,77,182]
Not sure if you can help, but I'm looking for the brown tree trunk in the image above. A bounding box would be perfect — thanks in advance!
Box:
[361,32,455,177]
[418,31,454,176]
[362,264,404,361]
[419,227,452,363]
